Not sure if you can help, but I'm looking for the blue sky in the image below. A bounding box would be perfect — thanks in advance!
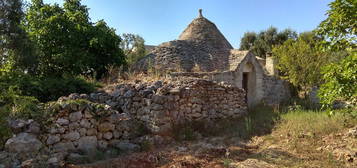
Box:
[36,0,333,48]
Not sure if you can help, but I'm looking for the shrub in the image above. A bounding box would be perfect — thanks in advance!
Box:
[0,71,98,102]
[0,86,42,149]
[318,54,357,107]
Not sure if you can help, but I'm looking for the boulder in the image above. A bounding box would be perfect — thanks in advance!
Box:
[5,133,43,154]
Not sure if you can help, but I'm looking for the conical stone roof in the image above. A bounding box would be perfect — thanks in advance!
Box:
[179,10,233,50]
[133,10,232,73]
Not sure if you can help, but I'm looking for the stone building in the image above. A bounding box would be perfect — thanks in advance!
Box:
[134,10,290,106]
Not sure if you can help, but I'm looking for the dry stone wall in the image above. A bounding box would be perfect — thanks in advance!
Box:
[90,79,248,134]
[262,76,291,105]
[1,79,247,167]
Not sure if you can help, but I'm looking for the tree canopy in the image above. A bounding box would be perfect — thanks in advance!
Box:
[239,27,297,58]
[0,0,35,71]
[273,32,330,93]
[25,0,125,78]
[119,33,147,67]
[316,0,357,106]
[316,0,356,51]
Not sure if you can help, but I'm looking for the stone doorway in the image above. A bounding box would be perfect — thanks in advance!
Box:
[243,73,249,103]
[242,63,256,107]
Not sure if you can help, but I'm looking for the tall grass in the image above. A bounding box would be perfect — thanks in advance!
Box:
[277,110,356,138]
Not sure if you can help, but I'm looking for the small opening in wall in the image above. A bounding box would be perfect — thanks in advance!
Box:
[243,72,248,103]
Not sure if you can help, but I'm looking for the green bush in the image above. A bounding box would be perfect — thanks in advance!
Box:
[318,54,357,107]
[0,86,42,149]
[0,71,98,102]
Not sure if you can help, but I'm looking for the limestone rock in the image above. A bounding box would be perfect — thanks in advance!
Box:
[8,119,27,133]
[98,122,115,132]
[53,142,75,152]
[80,119,91,128]
[86,128,97,136]
[78,136,98,152]
[103,132,113,140]
[56,118,69,126]
[63,131,80,141]
[69,111,83,122]
[26,121,41,134]
[46,135,61,145]
[5,133,43,154]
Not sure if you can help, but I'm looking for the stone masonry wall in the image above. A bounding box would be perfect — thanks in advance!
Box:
[2,79,247,166]
[91,79,248,134]
[262,76,291,105]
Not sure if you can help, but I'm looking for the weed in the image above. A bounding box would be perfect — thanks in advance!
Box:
[140,140,154,152]
[222,158,233,168]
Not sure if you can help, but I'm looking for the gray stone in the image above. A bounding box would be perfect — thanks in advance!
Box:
[53,142,75,152]
[78,136,97,152]
[69,111,83,122]
[124,90,135,98]
[56,118,69,126]
[79,128,87,136]
[46,135,61,145]
[98,140,108,149]
[98,122,115,132]
[113,131,122,139]
[5,133,43,154]
[112,141,140,152]
[47,157,61,166]
[8,119,27,133]
[69,122,80,130]
[84,110,93,119]
[80,119,91,128]
[26,121,41,134]
[68,93,80,100]
[63,131,80,141]
[79,94,89,99]
[86,128,97,136]
[108,113,130,123]
[103,132,113,140]
[21,159,34,168]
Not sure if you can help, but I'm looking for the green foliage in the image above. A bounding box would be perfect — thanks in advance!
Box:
[0,85,42,148]
[0,0,37,72]
[316,0,357,107]
[273,32,331,93]
[120,33,147,67]
[240,27,297,58]
[0,71,98,102]
[316,0,356,51]
[239,32,257,50]
[318,53,357,106]
[25,0,125,78]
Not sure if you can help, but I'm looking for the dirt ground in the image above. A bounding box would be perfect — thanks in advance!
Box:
[67,125,357,168]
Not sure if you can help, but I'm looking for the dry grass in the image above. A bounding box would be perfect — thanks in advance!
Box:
[252,109,357,168]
